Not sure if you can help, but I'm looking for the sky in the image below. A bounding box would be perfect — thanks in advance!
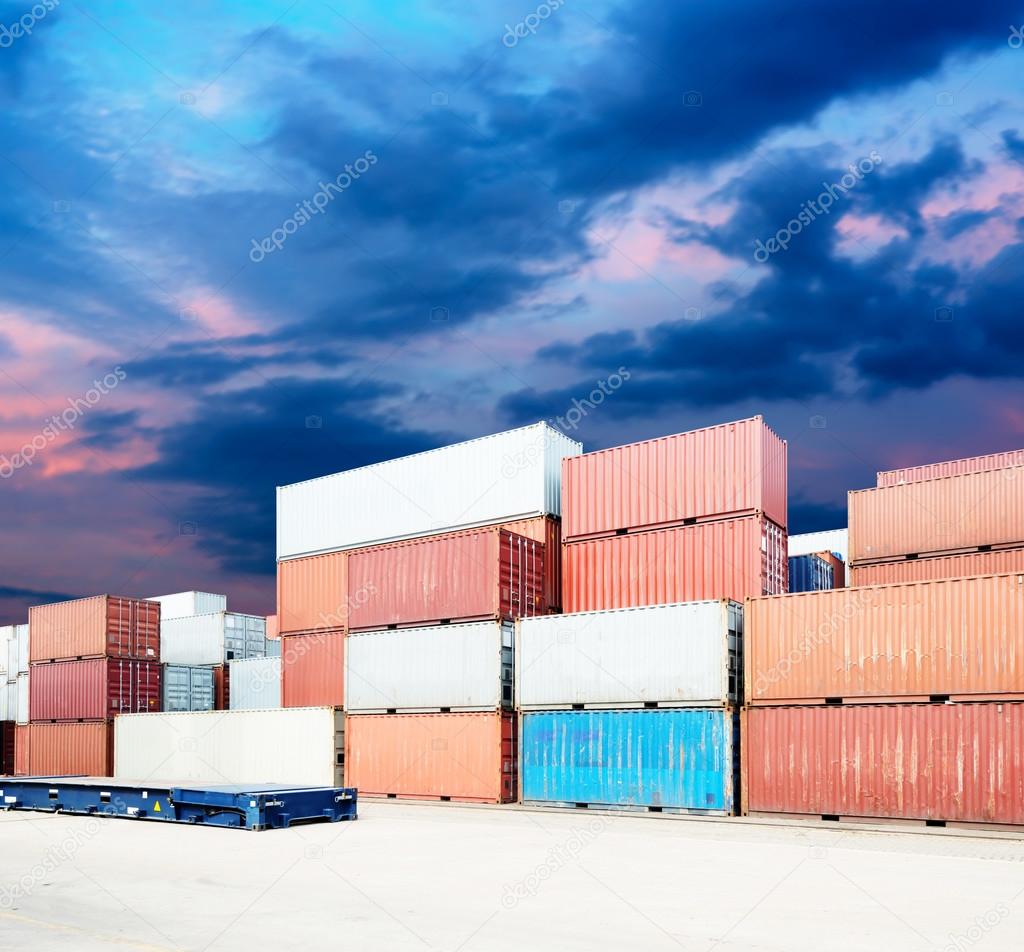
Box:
[0,1,1022,620]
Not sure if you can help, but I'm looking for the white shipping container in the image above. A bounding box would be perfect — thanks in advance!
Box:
[787,529,849,583]
[0,680,14,721]
[16,672,28,724]
[0,626,14,680]
[229,657,282,710]
[345,621,513,713]
[276,422,581,560]
[115,707,344,786]
[516,601,742,709]
[15,624,28,675]
[148,591,228,620]
[160,612,268,665]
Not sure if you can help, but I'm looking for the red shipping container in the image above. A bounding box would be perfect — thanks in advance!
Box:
[26,722,114,777]
[213,664,228,710]
[815,550,845,588]
[346,712,516,803]
[282,629,345,707]
[277,549,348,636]
[347,528,545,631]
[742,703,1024,826]
[563,515,787,613]
[29,659,161,720]
[0,721,14,774]
[850,547,1024,586]
[498,515,562,612]
[562,416,787,541]
[29,596,159,663]
[878,447,1024,487]
[14,724,29,775]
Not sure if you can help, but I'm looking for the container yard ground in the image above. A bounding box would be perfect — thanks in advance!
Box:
[2,802,1022,952]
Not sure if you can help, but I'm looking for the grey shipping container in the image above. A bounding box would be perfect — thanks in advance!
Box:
[161,664,216,712]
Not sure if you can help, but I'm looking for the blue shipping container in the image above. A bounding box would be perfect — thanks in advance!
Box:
[520,709,735,813]
[788,554,834,593]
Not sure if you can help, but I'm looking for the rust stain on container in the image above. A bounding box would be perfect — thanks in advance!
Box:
[277,550,348,636]
[29,659,161,720]
[850,548,1024,586]
[878,448,1024,487]
[282,629,345,708]
[29,596,160,663]
[26,722,114,777]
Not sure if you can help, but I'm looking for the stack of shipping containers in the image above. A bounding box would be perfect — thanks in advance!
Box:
[787,553,834,592]
[0,624,29,774]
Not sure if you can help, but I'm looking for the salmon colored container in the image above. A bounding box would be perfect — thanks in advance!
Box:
[746,573,1024,705]
[282,629,344,707]
[849,467,1024,563]
[501,515,562,611]
[816,551,845,589]
[563,515,787,613]
[878,448,1024,487]
[277,549,347,636]
[346,712,516,803]
[26,722,114,777]
[29,596,160,663]
[562,416,787,541]
[347,528,545,631]
[14,724,30,775]
[29,659,162,720]
[742,703,1024,826]
[266,615,279,640]
[850,547,1024,586]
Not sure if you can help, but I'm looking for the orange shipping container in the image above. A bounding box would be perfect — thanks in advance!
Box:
[499,516,562,611]
[277,550,347,636]
[878,447,1024,487]
[746,573,1024,705]
[849,467,1024,563]
[29,596,160,663]
[14,724,30,776]
[265,615,279,640]
[346,712,516,803]
[742,703,1024,826]
[282,629,345,708]
[26,722,113,777]
[815,550,845,589]
[850,547,1024,586]
[563,515,787,613]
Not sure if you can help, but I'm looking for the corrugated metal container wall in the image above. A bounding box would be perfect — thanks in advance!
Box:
[14,723,29,775]
[346,712,516,803]
[746,573,1024,704]
[281,629,345,708]
[29,659,161,720]
[1,625,15,679]
[850,548,1024,586]
[789,529,849,584]
[878,448,1024,487]
[561,417,787,541]
[16,673,28,724]
[27,722,113,777]
[266,614,279,640]
[160,612,267,665]
[161,664,215,712]
[563,516,787,613]
[517,601,740,709]
[345,622,513,713]
[743,703,1024,825]
[277,550,348,636]
[498,515,563,612]
[115,708,344,786]
[148,591,227,620]
[348,529,545,631]
[787,554,834,593]
[0,721,14,775]
[0,682,14,721]
[815,551,845,589]
[521,709,736,813]
[229,657,282,710]
[849,468,1024,562]
[277,423,581,559]
[29,596,159,663]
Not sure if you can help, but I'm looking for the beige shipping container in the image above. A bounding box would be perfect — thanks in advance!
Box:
[746,572,1024,704]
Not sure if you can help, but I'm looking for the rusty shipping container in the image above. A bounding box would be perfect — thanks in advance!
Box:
[746,573,1024,705]
[29,596,160,663]
[282,629,345,708]
[878,447,1024,487]
[347,527,545,631]
[277,549,348,636]
[742,703,1024,826]
[14,724,29,775]
[25,722,114,777]
[850,548,1024,586]
[563,515,787,613]
[849,467,1024,563]
[562,416,787,541]
[29,659,161,720]
[0,721,14,775]
[346,712,516,803]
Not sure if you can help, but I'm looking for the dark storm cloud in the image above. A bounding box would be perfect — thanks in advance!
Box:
[1002,129,1024,164]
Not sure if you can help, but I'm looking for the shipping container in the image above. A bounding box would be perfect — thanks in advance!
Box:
[29,659,161,720]
[213,664,228,710]
[148,591,227,620]
[0,681,14,722]
[346,712,515,803]
[266,614,279,640]
[503,515,563,612]
[562,417,787,541]
[15,672,28,725]
[348,528,545,631]
[850,547,1024,586]
[276,549,348,636]
[742,703,1024,826]
[345,621,513,713]
[0,624,29,678]
[15,623,28,674]
[788,554,834,593]
[29,596,159,663]
[521,709,736,813]
[26,722,113,777]
[815,550,845,589]
[849,468,1024,563]
[14,723,29,775]
[563,515,787,613]
[161,664,215,713]
[281,629,344,708]
[517,601,740,709]
[789,529,849,584]
[746,573,1024,705]
[160,611,267,665]
[115,707,344,786]
[229,657,282,710]
[277,422,581,560]
[878,448,1024,487]
[0,721,14,775]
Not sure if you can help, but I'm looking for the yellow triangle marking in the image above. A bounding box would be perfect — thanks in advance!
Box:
[153,801,161,813]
